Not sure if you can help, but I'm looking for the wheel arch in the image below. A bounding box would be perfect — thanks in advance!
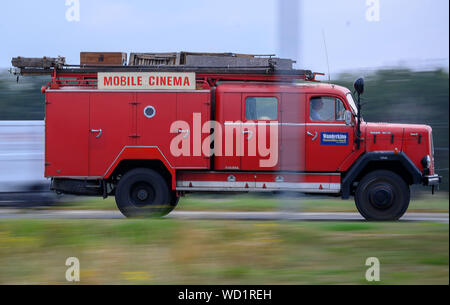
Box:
[110,159,174,190]
[342,152,422,199]
[104,147,176,190]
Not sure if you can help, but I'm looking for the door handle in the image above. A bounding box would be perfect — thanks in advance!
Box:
[307,131,318,141]
[242,130,254,141]
[178,129,190,139]
[90,129,102,138]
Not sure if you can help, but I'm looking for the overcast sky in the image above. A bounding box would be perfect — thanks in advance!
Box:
[0,0,448,76]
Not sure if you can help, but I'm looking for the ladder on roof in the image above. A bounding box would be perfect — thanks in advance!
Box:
[10,55,323,88]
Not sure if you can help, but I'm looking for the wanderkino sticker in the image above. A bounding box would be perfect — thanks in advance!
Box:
[320,132,349,145]
[98,72,196,90]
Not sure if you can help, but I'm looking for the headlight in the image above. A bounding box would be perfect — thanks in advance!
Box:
[421,155,431,169]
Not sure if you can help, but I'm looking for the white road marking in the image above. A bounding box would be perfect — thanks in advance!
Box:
[0,209,447,223]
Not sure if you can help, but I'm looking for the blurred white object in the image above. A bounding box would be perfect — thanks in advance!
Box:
[0,121,56,206]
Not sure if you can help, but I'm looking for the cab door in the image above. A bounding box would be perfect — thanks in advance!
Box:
[305,95,355,171]
[240,94,281,171]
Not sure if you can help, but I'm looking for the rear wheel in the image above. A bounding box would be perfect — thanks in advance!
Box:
[355,170,410,221]
[115,168,178,218]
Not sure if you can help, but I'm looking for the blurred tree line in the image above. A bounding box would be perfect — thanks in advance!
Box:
[0,68,448,190]
[0,72,48,120]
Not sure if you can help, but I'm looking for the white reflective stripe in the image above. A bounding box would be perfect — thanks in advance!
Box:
[224,122,347,127]
[224,122,279,126]
[176,187,340,193]
[177,181,256,188]
[255,182,340,190]
[176,181,341,193]
[180,171,340,176]
[304,123,348,127]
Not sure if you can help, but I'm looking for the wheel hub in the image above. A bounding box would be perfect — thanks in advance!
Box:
[129,182,155,208]
[369,185,394,209]
[137,189,149,201]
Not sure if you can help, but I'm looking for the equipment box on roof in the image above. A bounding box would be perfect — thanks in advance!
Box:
[80,52,127,66]
[128,52,295,69]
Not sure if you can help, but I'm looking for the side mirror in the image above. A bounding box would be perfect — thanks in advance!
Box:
[344,110,352,125]
[353,78,364,149]
[353,77,364,95]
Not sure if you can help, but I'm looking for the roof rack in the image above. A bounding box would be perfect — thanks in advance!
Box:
[10,54,323,89]
[128,51,283,66]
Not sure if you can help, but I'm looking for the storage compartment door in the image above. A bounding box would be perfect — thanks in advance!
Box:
[88,92,135,177]
[175,92,210,169]
[45,92,90,177]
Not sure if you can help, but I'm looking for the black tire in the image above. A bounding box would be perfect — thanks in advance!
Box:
[355,170,410,221]
[115,168,178,218]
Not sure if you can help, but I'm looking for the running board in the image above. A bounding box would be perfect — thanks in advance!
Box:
[176,181,341,193]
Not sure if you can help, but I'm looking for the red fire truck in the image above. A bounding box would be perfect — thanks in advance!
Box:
[11,54,441,220]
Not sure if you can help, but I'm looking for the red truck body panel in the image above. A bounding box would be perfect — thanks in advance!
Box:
[402,124,435,175]
[45,89,211,180]
[44,74,436,195]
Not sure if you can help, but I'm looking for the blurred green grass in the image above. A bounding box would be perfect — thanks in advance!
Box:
[0,219,447,284]
[53,192,449,213]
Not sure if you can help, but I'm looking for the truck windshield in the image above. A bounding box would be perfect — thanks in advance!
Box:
[346,93,358,115]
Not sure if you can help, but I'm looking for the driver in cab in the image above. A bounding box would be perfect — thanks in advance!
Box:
[310,97,325,121]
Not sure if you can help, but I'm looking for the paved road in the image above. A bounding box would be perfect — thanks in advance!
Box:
[0,209,448,223]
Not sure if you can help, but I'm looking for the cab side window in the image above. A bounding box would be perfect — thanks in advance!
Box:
[245,97,278,120]
[310,97,345,121]
[335,98,346,121]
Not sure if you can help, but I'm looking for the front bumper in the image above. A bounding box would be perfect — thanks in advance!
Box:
[423,174,442,186]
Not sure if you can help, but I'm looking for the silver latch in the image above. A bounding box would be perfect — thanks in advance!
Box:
[90,129,103,138]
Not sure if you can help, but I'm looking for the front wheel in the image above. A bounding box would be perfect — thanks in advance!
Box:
[355,170,410,221]
[115,168,178,218]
